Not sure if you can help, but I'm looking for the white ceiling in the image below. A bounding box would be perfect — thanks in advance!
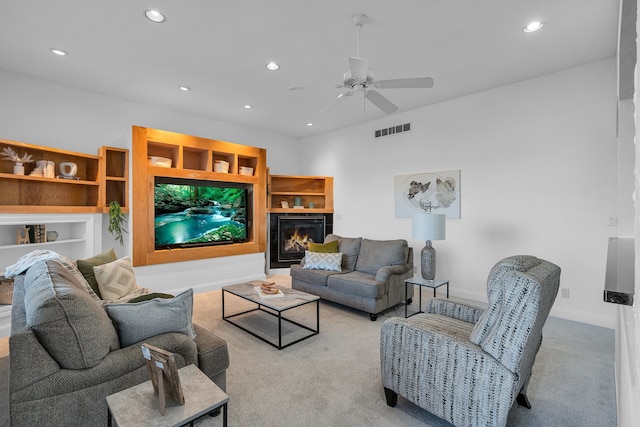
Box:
[0,1,619,139]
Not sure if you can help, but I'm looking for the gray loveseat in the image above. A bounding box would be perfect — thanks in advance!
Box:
[9,259,229,427]
[290,234,413,320]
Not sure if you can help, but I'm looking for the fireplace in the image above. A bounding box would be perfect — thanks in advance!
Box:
[268,213,333,269]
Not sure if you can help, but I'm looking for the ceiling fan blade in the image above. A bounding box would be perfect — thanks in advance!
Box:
[365,90,398,114]
[321,91,353,114]
[375,77,435,89]
[349,57,369,81]
[288,84,343,91]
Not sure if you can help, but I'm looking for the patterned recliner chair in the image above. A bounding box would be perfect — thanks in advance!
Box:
[380,255,561,427]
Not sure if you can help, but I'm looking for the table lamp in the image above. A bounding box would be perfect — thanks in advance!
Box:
[412,212,446,280]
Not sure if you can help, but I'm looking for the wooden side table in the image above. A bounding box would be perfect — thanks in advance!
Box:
[107,364,228,427]
[404,277,450,318]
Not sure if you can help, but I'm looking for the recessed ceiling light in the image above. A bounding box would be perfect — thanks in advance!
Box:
[523,21,544,33]
[306,123,313,127]
[179,86,190,91]
[145,10,166,23]
[50,48,68,56]
[265,62,280,71]
[244,104,253,109]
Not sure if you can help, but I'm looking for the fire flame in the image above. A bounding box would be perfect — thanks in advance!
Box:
[284,229,310,252]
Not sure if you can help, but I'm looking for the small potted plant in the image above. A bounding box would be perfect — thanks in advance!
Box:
[108,201,128,246]
[1,146,34,175]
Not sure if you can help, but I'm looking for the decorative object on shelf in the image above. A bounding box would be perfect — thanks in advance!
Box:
[108,201,128,246]
[26,224,46,243]
[308,202,314,209]
[213,160,229,173]
[412,211,446,280]
[16,226,30,245]
[59,161,78,177]
[394,169,461,218]
[239,166,253,175]
[46,230,59,242]
[2,146,34,175]
[281,200,289,208]
[0,276,14,304]
[148,156,172,168]
[294,197,302,207]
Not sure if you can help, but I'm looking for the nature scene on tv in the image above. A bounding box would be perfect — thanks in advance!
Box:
[154,181,247,248]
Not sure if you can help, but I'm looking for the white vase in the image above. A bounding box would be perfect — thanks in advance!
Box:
[13,163,24,175]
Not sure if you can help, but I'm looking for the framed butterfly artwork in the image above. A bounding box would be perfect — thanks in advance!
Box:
[394,170,461,218]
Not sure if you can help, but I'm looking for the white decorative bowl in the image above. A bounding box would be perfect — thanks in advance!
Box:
[148,156,172,168]
[239,166,254,176]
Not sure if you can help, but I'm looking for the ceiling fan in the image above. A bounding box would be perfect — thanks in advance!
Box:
[289,13,434,115]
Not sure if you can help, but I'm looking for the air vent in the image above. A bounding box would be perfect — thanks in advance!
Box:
[374,123,411,139]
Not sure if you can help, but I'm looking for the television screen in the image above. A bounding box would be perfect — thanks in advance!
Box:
[154,177,249,250]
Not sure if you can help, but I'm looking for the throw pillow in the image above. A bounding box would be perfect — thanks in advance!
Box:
[76,248,117,299]
[307,240,339,253]
[23,260,120,369]
[127,292,174,303]
[104,288,196,347]
[93,256,137,301]
[303,251,343,272]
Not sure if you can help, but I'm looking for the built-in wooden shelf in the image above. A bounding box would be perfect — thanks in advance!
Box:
[0,138,128,213]
[268,175,334,214]
[131,126,267,267]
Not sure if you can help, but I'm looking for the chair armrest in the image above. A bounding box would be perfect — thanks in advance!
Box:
[425,298,485,324]
[11,332,198,401]
[193,323,229,380]
[9,329,60,392]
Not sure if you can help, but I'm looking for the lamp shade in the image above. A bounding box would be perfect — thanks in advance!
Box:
[412,213,446,241]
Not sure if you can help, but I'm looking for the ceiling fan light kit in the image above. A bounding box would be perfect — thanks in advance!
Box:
[290,12,434,116]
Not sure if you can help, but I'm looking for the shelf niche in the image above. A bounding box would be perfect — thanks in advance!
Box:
[132,126,267,267]
[0,138,128,213]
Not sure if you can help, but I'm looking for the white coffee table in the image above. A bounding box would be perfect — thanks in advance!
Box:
[222,281,320,349]
[106,364,228,427]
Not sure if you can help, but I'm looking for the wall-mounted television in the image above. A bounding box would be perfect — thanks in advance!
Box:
[154,177,250,250]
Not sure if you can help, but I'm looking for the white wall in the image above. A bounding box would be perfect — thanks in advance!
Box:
[0,69,299,293]
[0,60,620,326]
[299,58,618,328]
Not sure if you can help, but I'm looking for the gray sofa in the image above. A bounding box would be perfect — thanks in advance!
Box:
[9,259,229,427]
[290,234,413,320]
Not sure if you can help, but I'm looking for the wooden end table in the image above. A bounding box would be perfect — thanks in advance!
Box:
[107,364,228,427]
[404,277,450,318]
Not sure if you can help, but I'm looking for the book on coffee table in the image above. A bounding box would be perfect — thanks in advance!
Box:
[254,287,284,299]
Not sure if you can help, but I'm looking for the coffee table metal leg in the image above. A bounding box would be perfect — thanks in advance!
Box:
[223,402,228,427]
[107,407,112,427]
[278,312,282,349]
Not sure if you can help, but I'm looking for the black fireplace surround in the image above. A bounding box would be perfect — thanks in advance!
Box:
[269,213,333,269]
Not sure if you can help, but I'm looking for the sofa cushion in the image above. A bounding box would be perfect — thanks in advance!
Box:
[325,234,362,271]
[327,271,385,299]
[23,260,120,370]
[105,288,196,347]
[303,251,343,271]
[76,248,117,299]
[93,256,138,300]
[308,240,339,253]
[355,238,409,275]
[290,264,342,286]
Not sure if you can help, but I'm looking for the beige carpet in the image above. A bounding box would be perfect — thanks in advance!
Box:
[1,275,617,427]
